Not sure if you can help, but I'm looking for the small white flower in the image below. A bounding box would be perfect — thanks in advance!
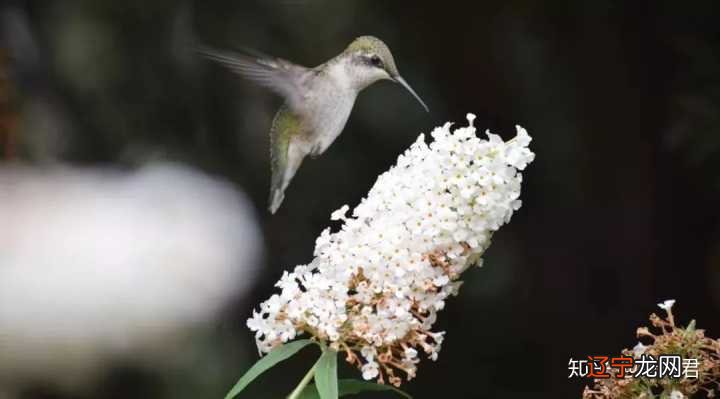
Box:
[632,342,647,357]
[361,346,376,361]
[361,361,379,380]
[404,347,418,360]
[670,390,685,399]
[330,204,350,221]
[466,113,476,126]
[658,299,676,311]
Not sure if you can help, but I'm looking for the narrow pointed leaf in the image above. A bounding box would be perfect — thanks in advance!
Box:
[314,348,338,399]
[297,379,412,399]
[224,339,316,399]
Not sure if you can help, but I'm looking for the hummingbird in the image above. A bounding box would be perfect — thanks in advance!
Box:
[199,36,429,214]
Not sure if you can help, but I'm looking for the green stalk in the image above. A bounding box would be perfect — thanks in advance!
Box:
[287,363,317,399]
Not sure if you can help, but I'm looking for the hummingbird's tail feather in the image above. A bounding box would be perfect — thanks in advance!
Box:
[268,106,305,214]
[268,187,285,214]
[268,140,306,214]
[268,136,287,214]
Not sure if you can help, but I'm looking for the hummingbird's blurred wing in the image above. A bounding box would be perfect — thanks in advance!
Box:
[198,46,311,112]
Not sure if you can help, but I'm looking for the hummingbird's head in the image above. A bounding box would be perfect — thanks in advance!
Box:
[345,36,429,112]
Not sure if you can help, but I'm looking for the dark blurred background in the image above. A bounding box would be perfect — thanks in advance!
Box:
[2,1,720,398]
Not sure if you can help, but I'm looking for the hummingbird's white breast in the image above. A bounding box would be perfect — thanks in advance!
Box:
[303,58,358,156]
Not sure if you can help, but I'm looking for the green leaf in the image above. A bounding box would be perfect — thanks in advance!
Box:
[224,339,316,399]
[297,379,412,399]
[314,348,339,399]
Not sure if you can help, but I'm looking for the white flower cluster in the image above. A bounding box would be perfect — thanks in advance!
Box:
[248,114,534,385]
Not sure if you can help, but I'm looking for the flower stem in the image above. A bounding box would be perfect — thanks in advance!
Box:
[287,363,317,399]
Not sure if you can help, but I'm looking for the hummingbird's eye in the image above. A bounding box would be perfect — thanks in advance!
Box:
[370,55,383,67]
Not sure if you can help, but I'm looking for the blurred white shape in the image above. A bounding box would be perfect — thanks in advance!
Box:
[0,163,262,390]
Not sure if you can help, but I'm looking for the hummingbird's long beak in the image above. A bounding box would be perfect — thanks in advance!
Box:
[394,76,429,112]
